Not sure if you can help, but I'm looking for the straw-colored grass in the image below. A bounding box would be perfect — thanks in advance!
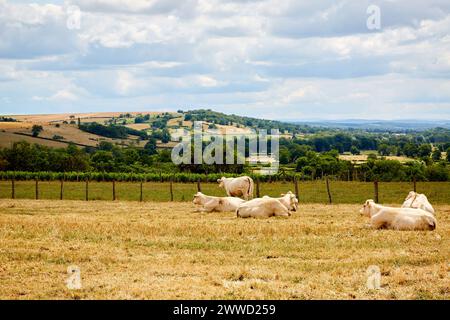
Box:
[0,200,448,300]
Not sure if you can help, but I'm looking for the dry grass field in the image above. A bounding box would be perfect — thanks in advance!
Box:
[339,154,415,163]
[7,112,163,124]
[0,131,70,149]
[0,200,448,300]
[0,112,171,149]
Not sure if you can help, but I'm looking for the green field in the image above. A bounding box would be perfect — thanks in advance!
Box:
[0,181,449,204]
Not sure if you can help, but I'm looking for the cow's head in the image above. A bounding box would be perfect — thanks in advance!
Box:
[281,191,299,212]
[192,192,204,205]
[217,177,226,188]
[405,191,417,201]
[360,199,375,217]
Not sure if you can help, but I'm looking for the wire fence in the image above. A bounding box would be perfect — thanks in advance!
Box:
[1,178,449,204]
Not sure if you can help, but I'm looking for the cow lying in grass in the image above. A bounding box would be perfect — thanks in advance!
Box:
[360,199,437,231]
[401,191,435,215]
[236,198,290,218]
[192,192,246,212]
[263,191,299,212]
[217,176,254,200]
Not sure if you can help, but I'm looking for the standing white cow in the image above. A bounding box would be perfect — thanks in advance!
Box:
[217,176,254,200]
[236,198,290,218]
[262,191,299,212]
[192,192,245,212]
[401,191,435,215]
[360,199,437,231]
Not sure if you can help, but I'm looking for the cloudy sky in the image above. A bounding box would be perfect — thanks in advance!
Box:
[1,0,450,120]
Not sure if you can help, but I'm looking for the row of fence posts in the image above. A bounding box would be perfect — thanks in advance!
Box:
[5,176,419,204]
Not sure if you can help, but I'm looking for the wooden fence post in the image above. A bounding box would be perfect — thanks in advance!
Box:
[294,176,299,201]
[85,178,89,201]
[325,176,332,204]
[169,179,174,201]
[140,180,143,202]
[112,180,116,201]
[197,179,201,192]
[60,179,64,200]
[256,176,260,198]
[374,180,379,203]
[35,179,39,200]
[11,177,15,199]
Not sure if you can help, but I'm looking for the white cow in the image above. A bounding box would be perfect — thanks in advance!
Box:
[360,199,437,231]
[236,198,290,218]
[401,191,435,215]
[262,191,299,212]
[217,176,254,200]
[192,192,246,212]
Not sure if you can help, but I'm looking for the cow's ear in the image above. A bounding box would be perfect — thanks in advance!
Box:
[281,193,285,196]
[217,179,221,183]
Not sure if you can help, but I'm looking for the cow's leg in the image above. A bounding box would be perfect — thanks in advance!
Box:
[275,211,290,217]
[274,207,290,217]
[202,200,218,212]
[370,213,388,229]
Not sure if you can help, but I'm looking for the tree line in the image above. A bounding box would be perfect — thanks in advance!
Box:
[0,140,449,181]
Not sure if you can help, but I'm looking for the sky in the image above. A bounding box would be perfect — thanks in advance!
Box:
[0,0,450,120]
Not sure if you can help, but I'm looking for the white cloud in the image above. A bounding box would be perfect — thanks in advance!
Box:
[0,0,449,119]
[33,89,79,102]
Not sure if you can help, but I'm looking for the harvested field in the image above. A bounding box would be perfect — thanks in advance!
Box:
[0,200,448,299]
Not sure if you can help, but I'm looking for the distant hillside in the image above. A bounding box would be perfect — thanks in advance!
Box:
[291,119,450,132]
[1,110,450,151]
[183,109,318,134]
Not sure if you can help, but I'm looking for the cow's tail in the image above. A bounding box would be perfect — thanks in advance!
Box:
[247,177,254,200]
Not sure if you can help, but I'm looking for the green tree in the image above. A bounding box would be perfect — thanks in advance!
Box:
[31,125,43,137]
[143,139,157,155]
[403,143,418,158]
[161,129,171,143]
[350,146,360,155]
[158,149,172,162]
[425,163,449,181]
[279,147,291,165]
[418,144,432,158]
[432,149,442,162]
[377,144,390,156]
[91,151,114,171]
[98,141,114,151]
[446,147,450,162]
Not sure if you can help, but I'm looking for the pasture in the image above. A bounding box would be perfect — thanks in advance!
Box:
[0,200,448,299]
[0,180,449,204]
